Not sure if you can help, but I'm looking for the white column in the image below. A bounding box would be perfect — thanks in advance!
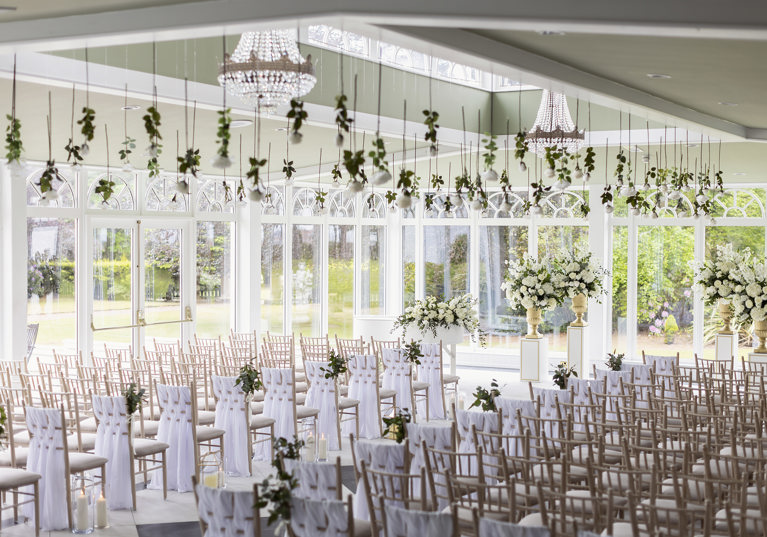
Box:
[0,164,27,361]
[587,184,608,368]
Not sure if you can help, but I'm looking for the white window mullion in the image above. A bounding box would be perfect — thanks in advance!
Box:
[693,220,706,358]
[627,215,639,360]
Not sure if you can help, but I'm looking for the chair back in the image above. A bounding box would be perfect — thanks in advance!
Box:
[289,496,354,537]
[261,367,298,440]
[283,458,343,500]
[211,375,250,477]
[335,336,368,360]
[346,354,383,439]
[477,517,550,537]
[92,395,132,509]
[26,323,39,362]
[382,348,414,414]
[352,439,407,520]
[416,343,446,419]
[25,406,69,531]
[304,361,340,450]
[194,481,261,537]
[155,382,195,492]
[299,334,330,360]
[385,504,454,537]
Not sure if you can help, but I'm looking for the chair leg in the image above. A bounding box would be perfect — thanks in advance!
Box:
[162,452,168,501]
[12,489,18,523]
[33,482,40,537]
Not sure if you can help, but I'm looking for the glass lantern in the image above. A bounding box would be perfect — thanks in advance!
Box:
[71,476,95,534]
[200,452,225,488]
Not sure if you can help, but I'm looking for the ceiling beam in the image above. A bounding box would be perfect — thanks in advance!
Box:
[4,0,767,54]
[375,25,750,142]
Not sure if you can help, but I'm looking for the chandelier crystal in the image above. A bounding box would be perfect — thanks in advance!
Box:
[526,90,585,154]
[218,30,316,112]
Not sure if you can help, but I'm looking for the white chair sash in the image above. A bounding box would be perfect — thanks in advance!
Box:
[644,354,678,375]
[346,355,381,439]
[416,343,445,419]
[304,361,340,451]
[259,367,297,462]
[456,409,499,454]
[385,504,453,537]
[479,518,551,537]
[92,395,132,509]
[494,397,536,456]
[406,422,453,508]
[290,497,350,537]
[382,348,414,414]
[152,383,194,492]
[352,440,406,520]
[212,375,250,477]
[532,387,570,440]
[24,407,69,531]
[283,459,341,500]
[195,484,257,537]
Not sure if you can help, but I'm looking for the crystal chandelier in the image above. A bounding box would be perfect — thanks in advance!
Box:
[526,90,584,154]
[218,30,316,112]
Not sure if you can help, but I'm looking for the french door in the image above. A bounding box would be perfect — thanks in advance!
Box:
[88,218,190,356]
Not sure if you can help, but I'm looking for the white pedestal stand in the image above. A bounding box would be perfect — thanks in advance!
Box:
[404,326,464,376]
[748,352,767,364]
[520,337,548,383]
[567,325,589,378]
[714,333,737,362]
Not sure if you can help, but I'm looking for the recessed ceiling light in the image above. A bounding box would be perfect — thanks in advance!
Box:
[121,104,141,111]
[622,145,644,153]
[718,101,738,106]
[733,172,747,176]
[538,30,565,36]
[231,119,253,128]
[687,143,698,148]
[0,7,17,12]
[275,127,288,132]
[646,73,672,79]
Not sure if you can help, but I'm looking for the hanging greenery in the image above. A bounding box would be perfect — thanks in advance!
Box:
[286,99,308,144]
[282,158,296,181]
[178,148,201,178]
[481,133,498,182]
[39,160,59,195]
[143,105,163,177]
[514,131,529,172]
[583,146,596,180]
[4,115,22,165]
[422,109,439,155]
[212,108,232,168]
[342,149,365,181]
[77,106,96,153]
[334,93,352,147]
[369,136,391,185]
[119,136,136,166]
[247,157,268,188]
[314,188,327,211]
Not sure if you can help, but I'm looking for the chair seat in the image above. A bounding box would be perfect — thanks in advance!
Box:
[137,420,160,437]
[297,406,320,419]
[79,417,98,433]
[412,381,429,391]
[67,432,98,452]
[133,438,169,457]
[443,374,460,384]
[0,468,41,490]
[196,426,226,442]
[0,448,29,468]
[353,518,371,537]
[249,415,276,430]
[715,507,764,532]
[198,410,216,426]
[379,389,397,399]
[69,452,109,473]
[339,398,360,410]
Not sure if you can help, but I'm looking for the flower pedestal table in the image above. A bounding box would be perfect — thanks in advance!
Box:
[520,337,548,383]
[566,294,589,377]
[404,325,463,376]
[715,300,738,362]
[749,319,767,364]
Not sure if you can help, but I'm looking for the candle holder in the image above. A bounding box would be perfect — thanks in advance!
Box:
[200,452,225,488]
[71,476,94,534]
[317,433,328,462]
[302,432,316,462]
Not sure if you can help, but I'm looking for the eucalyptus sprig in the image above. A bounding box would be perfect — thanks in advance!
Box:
[403,340,423,366]
[430,173,444,190]
[77,106,96,145]
[383,409,411,444]
[123,383,146,421]
[119,136,136,163]
[553,361,577,390]
[0,405,6,437]
[583,146,596,178]
[95,175,116,203]
[342,149,365,180]
[65,138,84,165]
[39,160,59,194]
[235,359,263,396]
[143,105,163,177]
[331,163,343,185]
[397,168,417,195]
[314,189,328,210]
[514,131,529,171]
[178,147,201,178]
[369,137,388,172]
[286,99,308,144]
[320,349,348,380]
[5,115,23,164]
[246,157,267,188]
[384,190,397,206]
[423,109,439,155]
[212,108,232,168]
[469,379,501,412]
[606,351,624,372]
[482,132,498,170]
[282,158,296,181]
[334,94,353,147]
[615,149,630,180]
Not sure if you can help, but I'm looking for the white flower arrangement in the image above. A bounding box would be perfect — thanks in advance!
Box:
[731,256,767,323]
[502,255,564,311]
[692,243,749,307]
[555,251,609,301]
[393,294,486,345]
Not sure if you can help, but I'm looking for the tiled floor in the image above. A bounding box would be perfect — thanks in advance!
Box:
[2,367,530,537]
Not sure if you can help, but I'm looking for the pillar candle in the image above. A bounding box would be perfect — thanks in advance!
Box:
[318,434,327,460]
[95,493,108,528]
[76,489,89,531]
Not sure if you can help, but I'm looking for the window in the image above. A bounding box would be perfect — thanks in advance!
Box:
[87,171,135,210]
[261,224,284,334]
[402,226,416,307]
[292,224,322,336]
[479,225,528,347]
[145,175,189,212]
[636,226,695,359]
[27,218,77,357]
[196,222,233,337]
[361,226,386,315]
[611,226,629,354]
[328,225,354,337]
[26,168,76,208]
[424,226,470,298]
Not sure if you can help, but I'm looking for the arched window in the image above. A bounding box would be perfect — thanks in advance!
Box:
[542,191,588,218]
[86,172,135,210]
[710,188,765,218]
[362,192,387,218]
[292,187,318,216]
[196,177,235,214]
[26,168,76,208]
[145,174,189,212]
[328,190,356,217]
[485,191,528,218]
